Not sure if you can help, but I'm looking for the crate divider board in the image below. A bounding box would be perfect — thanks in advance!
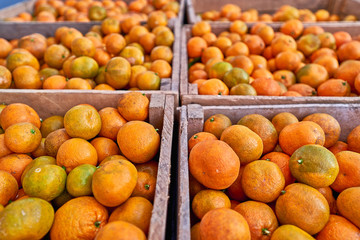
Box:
[0,0,37,18]
[177,103,360,240]
[149,94,174,240]
[185,0,360,24]
[180,21,360,106]
[0,91,174,240]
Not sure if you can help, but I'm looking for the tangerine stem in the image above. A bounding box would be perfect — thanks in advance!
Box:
[262,228,271,235]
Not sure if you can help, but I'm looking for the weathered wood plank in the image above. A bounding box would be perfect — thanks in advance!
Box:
[149,95,174,240]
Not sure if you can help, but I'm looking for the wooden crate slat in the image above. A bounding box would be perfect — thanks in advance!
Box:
[149,95,174,240]
[177,106,191,240]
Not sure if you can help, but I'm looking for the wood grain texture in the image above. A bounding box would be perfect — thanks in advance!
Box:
[177,103,360,238]
[333,0,360,19]
[0,90,177,118]
[149,95,175,240]
[187,0,337,23]
[187,104,204,137]
[181,95,360,106]
[179,26,189,98]
[0,0,36,18]
[177,106,191,240]
[149,94,165,133]
[180,22,360,105]
[0,91,174,240]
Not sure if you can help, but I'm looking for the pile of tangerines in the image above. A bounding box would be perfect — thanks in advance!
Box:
[0,92,159,239]
[6,0,179,22]
[187,20,360,96]
[0,13,174,91]
[201,4,357,22]
[188,112,360,239]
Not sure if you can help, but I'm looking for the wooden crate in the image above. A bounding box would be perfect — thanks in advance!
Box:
[177,103,360,240]
[0,0,185,23]
[0,91,174,240]
[186,0,360,24]
[0,19,181,106]
[180,21,360,106]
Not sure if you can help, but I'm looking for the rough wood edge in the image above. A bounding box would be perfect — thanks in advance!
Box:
[188,84,198,95]
[333,0,360,18]
[179,26,189,97]
[187,104,204,137]
[178,0,186,25]
[0,0,36,18]
[181,95,360,106]
[160,78,171,91]
[170,19,181,108]
[186,0,199,25]
[0,22,101,38]
[149,94,166,132]
[149,95,175,240]
[177,106,190,240]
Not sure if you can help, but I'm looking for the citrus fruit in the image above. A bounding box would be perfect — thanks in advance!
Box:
[92,159,138,207]
[234,201,278,239]
[66,164,97,197]
[50,196,108,240]
[270,225,314,240]
[336,187,360,228]
[4,122,42,153]
[289,144,339,188]
[117,92,149,121]
[331,151,360,192]
[22,164,66,201]
[117,121,160,164]
[237,114,278,154]
[220,125,263,165]
[56,138,98,173]
[95,221,146,240]
[0,170,18,206]
[316,214,360,240]
[192,190,231,219]
[279,121,325,155]
[108,196,152,234]
[275,183,330,235]
[200,208,251,240]
[189,140,240,189]
[0,197,54,240]
[105,57,131,89]
[131,171,156,201]
[64,104,101,140]
[242,160,285,203]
